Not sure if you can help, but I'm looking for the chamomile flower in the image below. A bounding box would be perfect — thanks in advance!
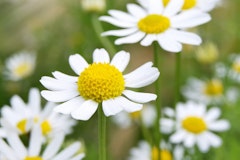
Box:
[162,101,230,153]
[81,0,106,13]
[128,140,184,160]
[100,0,211,53]
[112,104,156,128]
[40,48,160,120]
[0,126,85,160]
[181,77,225,105]
[0,88,76,137]
[160,0,222,12]
[4,51,36,81]
[227,54,240,83]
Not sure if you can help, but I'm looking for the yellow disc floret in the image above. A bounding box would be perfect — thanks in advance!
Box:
[138,14,170,34]
[204,79,223,96]
[78,63,125,102]
[182,0,197,10]
[24,156,43,160]
[182,116,207,134]
[16,119,27,134]
[41,120,52,135]
[232,61,240,73]
[151,147,172,160]
[162,0,170,6]
[14,63,32,78]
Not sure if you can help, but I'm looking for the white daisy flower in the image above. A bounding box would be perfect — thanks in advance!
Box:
[128,140,184,160]
[81,0,106,12]
[40,48,160,120]
[112,104,156,128]
[100,0,211,53]
[4,51,36,81]
[0,126,85,160]
[227,54,240,83]
[181,77,225,105]
[161,101,230,153]
[0,88,76,137]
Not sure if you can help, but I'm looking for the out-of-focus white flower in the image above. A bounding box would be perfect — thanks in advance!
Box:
[161,101,230,153]
[0,126,85,160]
[40,48,159,120]
[100,0,210,53]
[4,51,36,81]
[128,140,184,160]
[112,104,156,128]
[159,0,222,12]
[182,77,225,105]
[81,0,106,12]
[0,88,76,137]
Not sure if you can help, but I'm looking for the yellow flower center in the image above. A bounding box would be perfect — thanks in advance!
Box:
[204,79,223,96]
[130,110,141,119]
[78,63,125,102]
[163,0,196,10]
[151,147,172,160]
[41,120,52,135]
[138,14,170,34]
[16,119,27,134]
[182,116,207,134]
[14,63,32,77]
[24,156,43,160]
[232,61,240,73]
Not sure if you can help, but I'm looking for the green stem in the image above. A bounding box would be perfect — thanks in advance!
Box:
[153,42,161,160]
[98,104,107,160]
[174,52,181,107]
[91,14,116,55]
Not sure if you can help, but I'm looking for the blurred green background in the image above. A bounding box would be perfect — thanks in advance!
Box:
[0,0,240,159]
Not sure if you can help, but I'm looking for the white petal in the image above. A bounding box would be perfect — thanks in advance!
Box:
[196,133,210,153]
[160,118,175,134]
[123,90,157,103]
[102,99,123,116]
[99,16,136,28]
[7,133,27,158]
[54,96,85,115]
[69,154,85,160]
[113,96,142,112]
[93,48,110,63]
[140,34,157,46]
[170,130,187,143]
[115,31,145,45]
[69,54,88,75]
[163,0,183,17]
[167,29,202,45]
[206,131,222,147]
[42,133,65,159]
[10,95,27,113]
[0,139,18,160]
[52,71,78,82]
[205,107,221,122]
[124,62,160,88]
[71,100,98,120]
[41,90,79,102]
[52,142,81,160]
[183,134,196,148]
[28,88,41,114]
[208,120,230,132]
[157,33,182,53]
[127,3,147,19]
[101,28,138,37]
[148,0,164,14]
[108,10,137,23]
[171,10,211,28]
[28,126,42,156]
[110,51,130,72]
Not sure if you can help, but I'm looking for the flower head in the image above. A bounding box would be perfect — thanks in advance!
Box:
[40,48,160,120]
[100,0,211,52]
[81,0,106,13]
[4,51,36,81]
[161,101,230,153]
[0,126,85,160]
[0,88,76,137]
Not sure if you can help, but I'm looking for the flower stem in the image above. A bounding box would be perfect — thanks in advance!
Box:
[98,103,107,160]
[153,42,161,159]
[174,52,181,107]
[91,14,116,55]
